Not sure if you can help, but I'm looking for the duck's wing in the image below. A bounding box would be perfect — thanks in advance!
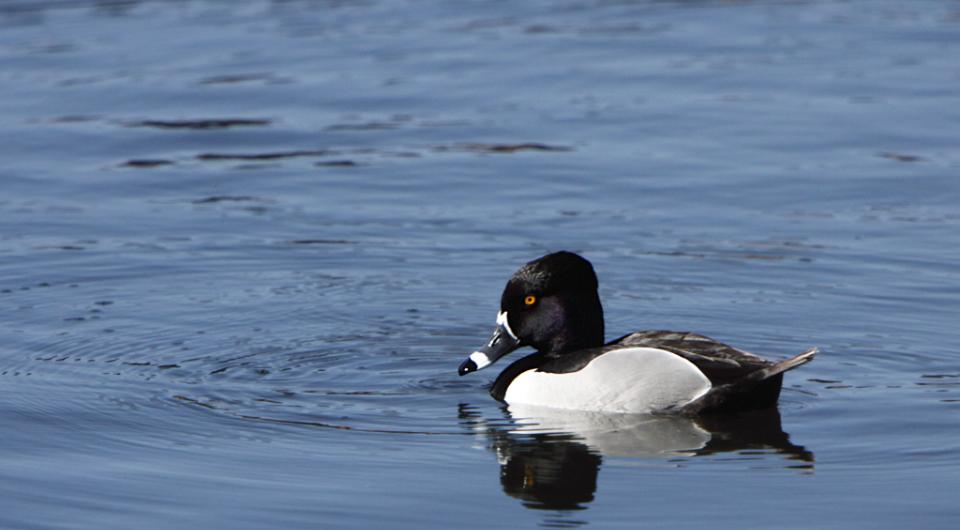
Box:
[610,330,772,386]
[679,347,818,415]
[613,330,819,413]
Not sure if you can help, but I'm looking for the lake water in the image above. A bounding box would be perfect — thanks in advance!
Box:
[2,0,959,528]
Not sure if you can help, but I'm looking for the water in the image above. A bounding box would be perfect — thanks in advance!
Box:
[2,0,959,527]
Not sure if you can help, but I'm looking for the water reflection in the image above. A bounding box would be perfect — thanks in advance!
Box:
[460,404,813,515]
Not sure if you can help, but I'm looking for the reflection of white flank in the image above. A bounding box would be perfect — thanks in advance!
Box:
[507,403,710,458]
[469,351,491,370]
[496,311,517,341]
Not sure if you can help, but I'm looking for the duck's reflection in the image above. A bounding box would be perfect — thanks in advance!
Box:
[458,404,813,512]
[499,432,600,511]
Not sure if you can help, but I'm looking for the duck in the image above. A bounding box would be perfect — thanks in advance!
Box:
[457,251,817,415]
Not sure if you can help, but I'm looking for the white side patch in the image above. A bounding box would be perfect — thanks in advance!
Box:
[469,351,491,370]
[503,347,712,414]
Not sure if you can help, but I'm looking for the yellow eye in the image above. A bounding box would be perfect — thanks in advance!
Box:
[524,295,537,306]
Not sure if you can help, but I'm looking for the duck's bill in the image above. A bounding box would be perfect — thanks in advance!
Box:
[458,312,521,376]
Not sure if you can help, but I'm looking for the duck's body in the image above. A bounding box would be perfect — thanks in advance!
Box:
[491,331,816,414]
[458,252,817,415]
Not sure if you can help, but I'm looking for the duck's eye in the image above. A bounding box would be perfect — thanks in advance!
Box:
[524,295,537,306]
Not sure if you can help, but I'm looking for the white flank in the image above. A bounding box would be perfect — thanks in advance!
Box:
[503,347,712,414]
[468,351,491,370]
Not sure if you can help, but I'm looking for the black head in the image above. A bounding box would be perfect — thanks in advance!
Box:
[458,251,605,376]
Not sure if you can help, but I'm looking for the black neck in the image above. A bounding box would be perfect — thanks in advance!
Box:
[544,291,604,356]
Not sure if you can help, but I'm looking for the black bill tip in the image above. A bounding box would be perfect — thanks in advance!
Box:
[458,358,477,376]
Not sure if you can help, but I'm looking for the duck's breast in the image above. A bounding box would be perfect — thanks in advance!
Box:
[503,347,712,413]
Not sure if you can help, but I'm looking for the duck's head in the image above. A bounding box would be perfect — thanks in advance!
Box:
[458,251,605,376]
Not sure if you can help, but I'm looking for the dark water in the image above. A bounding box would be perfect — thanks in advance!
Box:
[2,0,959,527]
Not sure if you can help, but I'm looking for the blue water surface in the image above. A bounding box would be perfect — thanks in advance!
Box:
[1,1,959,528]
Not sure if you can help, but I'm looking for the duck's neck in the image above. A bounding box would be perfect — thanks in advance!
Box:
[544,292,604,357]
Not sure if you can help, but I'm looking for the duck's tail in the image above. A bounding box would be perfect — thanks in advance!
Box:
[679,347,819,415]
[739,347,819,384]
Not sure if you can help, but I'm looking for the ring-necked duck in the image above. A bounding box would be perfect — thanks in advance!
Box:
[458,251,817,415]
